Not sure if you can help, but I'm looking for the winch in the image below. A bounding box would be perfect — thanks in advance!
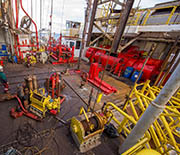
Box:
[70,107,106,153]
[29,88,61,118]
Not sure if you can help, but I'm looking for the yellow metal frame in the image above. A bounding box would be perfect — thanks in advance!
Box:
[102,102,151,155]
[30,88,61,117]
[122,80,180,154]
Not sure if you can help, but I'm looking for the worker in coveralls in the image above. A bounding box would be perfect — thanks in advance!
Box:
[0,65,9,93]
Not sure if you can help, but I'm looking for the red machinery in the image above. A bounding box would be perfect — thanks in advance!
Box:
[82,63,117,95]
[48,35,77,65]
[85,46,163,81]
[14,0,39,61]
[47,72,66,100]
[10,96,41,121]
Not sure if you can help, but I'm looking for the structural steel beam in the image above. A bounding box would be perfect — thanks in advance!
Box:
[89,46,110,51]
[118,34,140,52]
[110,0,135,53]
[94,23,113,41]
[98,0,124,6]
[86,0,98,46]
[98,0,111,5]
[77,0,92,69]
[90,34,104,46]
[112,0,124,6]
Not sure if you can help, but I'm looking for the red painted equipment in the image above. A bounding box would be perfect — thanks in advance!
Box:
[85,46,163,81]
[47,72,66,102]
[85,63,117,95]
[10,96,41,121]
[48,35,77,65]
[0,61,3,66]
[14,0,39,61]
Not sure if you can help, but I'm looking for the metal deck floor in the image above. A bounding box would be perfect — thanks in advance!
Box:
[0,62,128,155]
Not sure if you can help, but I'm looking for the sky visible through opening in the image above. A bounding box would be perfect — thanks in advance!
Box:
[18,0,175,33]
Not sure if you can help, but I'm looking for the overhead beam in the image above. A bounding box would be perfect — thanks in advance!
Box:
[110,0,135,53]
[94,23,113,41]
[89,46,110,51]
[98,0,111,5]
[98,0,124,6]
[86,0,98,46]
[118,34,141,52]
[89,34,104,46]
[112,0,124,6]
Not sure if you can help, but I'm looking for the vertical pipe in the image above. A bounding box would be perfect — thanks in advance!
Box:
[77,1,90,70]
[86,0,98,47]
[49,0,53,42]
[40,0,42,46]
[19,0,39,49]
[110,0,134,54]
[15,0,19,29]
[119,63,180,154]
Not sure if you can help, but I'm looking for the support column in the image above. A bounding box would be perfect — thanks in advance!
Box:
[110,0,134,53]
[77,0,92,70]
[86,0,98,47]
[119,63,180,154]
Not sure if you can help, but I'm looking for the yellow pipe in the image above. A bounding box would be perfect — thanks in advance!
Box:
[166,6,177,24]
[160,116,180,152]
[129,100,139,120]
[122,138,149,155]
[79,107,90,122]
[143,9,151,26]
[104,102,137,124]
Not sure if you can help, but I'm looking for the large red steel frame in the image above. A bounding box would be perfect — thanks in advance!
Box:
[14,0,39,60]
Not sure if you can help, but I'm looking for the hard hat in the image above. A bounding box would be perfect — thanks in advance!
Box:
[0,65,3,72]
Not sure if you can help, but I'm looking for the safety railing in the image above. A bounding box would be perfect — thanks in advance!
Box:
[98,4,180,26]
[102,102,152,155]
[122,80,180,154]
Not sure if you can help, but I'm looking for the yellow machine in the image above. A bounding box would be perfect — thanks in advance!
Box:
[70,107,106,153]
[29,88,60,118]
[24,54,36,65]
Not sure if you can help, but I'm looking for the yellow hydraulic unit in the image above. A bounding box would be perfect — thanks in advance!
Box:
[70,107,106,153]
[29,88,60,118]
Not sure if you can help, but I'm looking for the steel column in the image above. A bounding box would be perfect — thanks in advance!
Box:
[86,0,98,47]
[110,0,134,53]
[77,0,91,70]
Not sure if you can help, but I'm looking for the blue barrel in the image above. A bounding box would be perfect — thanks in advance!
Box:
[123,67,134,78]
[1,45,6,50]
[131,70,143,82]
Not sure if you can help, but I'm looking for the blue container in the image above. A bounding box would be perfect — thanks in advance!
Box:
[123,67,134,78]
[1,45,6,50]
[131,70,143,82]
